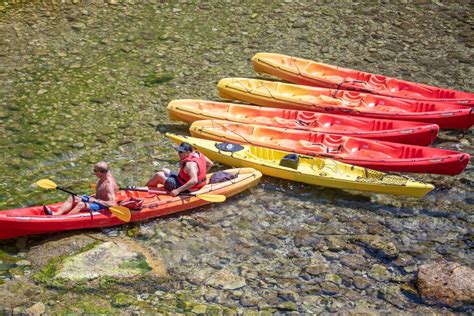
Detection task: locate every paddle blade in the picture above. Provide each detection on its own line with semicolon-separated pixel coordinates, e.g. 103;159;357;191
196;194;226;203
36;179;58;190
109;205;131;222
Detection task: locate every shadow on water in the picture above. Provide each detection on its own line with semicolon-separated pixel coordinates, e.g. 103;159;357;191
261;180;373;205
154;123;189;135
257;177;453;219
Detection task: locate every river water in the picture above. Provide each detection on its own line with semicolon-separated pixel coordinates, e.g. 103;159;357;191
0;1;472;314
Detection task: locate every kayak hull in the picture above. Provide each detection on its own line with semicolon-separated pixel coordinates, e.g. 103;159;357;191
190;120;470;175
217;78;474;129
252;52;474;107
167;134;434;198
0;168;261;240
167;99;439;146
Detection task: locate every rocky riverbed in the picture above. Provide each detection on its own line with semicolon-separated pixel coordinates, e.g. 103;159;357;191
0;1;473;314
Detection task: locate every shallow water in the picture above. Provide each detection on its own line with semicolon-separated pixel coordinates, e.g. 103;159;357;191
0;1;473;314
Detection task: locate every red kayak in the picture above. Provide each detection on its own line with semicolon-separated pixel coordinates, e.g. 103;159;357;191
168;99;439;146
190;120;470;175
252;52;474;107
0;168;261;240
217;78;474;129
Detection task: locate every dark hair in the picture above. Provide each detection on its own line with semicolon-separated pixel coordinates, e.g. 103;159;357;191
176;142;193;153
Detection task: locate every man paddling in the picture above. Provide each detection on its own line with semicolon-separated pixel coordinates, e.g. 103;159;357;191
44;161;119;215
147;142;213;196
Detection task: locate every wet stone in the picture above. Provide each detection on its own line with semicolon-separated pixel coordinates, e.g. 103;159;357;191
25;302;45;316
379;285;409;310
352;276;370;290
305;262;329;276
71;22;87;30
325;236;346;252
112;293;134;307
191;304;207;314
340;254;368;270
15;260;31;267
54;241;155;281
403;265;418;274
239;294;259;307
277;301;298;311
206;269;246;290
19;150;35;159
350;235;399;260
259;289;279;305
293;230;315;248
322;251;340;260
417;261;474;308
368;264;390;282
324;273;342;285
392;253;415;268
277;289;299;302
320;281;340;296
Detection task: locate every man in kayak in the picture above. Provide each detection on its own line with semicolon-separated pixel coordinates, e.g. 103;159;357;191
147;142;214;196
43;161;119;215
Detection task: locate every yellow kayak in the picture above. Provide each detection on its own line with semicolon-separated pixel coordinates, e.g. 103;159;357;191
166;134;434;198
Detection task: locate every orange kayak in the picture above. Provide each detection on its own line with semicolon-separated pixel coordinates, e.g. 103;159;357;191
168;99;439;146
252;52;474;107
217;78;474;129
0;168;261;239
190;120;470;175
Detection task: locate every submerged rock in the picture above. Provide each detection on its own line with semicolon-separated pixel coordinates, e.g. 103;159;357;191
25;302;45;316
55;241;165;281
369;264;390;282
350;235;399;260
206;269;246;290
416;261;474;308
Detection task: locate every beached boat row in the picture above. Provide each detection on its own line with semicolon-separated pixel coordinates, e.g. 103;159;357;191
167;53;472;198
2;53;471;239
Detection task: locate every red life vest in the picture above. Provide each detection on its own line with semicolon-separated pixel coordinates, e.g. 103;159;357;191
178;152;207;191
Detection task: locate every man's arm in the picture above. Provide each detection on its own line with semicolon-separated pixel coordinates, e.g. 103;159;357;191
204;156;214;172
171;162;198;196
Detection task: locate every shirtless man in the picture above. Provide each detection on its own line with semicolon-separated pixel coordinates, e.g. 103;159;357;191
44;161;119;215
146;142;213;196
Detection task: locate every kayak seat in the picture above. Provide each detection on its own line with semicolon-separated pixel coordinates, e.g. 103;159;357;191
279;154;299;170
215;142;245;153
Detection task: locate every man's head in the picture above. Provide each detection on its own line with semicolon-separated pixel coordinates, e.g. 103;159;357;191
176;142;193;158
93;161;109;175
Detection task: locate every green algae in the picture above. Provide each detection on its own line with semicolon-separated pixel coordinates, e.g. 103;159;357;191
126;225;140;237
33;256;62;284
111;292;135;307
206;306;224;316
78;240;100;253
143;73;174;86
67;300;114;315
98;276;120;290
118;253;152;273
0;250;20;264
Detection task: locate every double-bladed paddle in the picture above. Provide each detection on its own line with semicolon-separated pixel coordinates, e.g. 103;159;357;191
36;179;131;222
120;187;226;203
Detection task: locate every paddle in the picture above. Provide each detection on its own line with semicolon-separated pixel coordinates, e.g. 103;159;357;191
120;187;226;203
36;179;131;222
